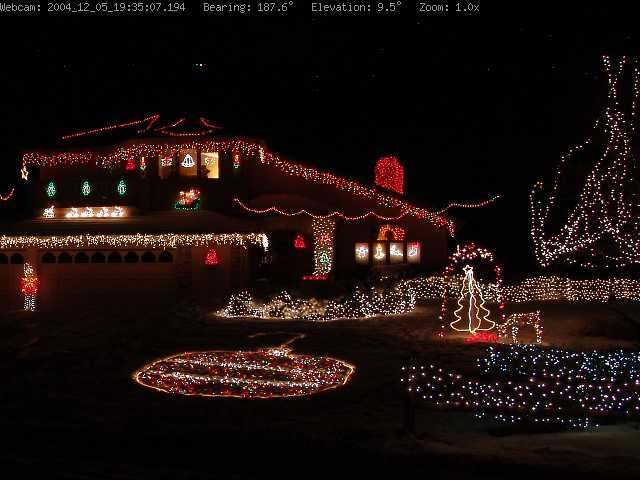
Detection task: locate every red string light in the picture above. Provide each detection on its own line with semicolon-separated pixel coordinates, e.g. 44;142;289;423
61;114;160;140
434;195;501;214
0;187;15;201
258;151;453;233
24;131;454;232
154;117;221;137
234;198;409;221
375;156;404;195
463;332;498;343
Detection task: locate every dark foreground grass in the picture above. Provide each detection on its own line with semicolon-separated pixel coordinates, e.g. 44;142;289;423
1;300;639;479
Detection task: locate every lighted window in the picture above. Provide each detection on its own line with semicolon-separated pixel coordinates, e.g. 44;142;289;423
159;154;173;179
202;152;220;179
389;242;404;264
407;242;421;264
372;242;387;264
354;243;369;264
179;149;198;177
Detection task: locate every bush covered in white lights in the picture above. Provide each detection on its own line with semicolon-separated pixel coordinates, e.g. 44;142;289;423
217;284;416;321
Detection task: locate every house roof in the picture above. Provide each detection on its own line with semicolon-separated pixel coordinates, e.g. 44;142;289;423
21;115;456;234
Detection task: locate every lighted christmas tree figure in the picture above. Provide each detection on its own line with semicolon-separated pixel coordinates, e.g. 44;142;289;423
450;265;495;334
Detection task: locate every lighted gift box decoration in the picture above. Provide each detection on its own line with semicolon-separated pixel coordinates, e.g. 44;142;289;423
174;188;201;211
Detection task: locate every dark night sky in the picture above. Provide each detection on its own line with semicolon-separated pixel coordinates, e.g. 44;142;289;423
0;2;638;276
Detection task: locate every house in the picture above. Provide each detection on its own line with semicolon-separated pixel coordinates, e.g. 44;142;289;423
0;115;452;310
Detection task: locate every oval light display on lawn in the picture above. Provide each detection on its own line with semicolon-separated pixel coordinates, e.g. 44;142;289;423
133;346;355;398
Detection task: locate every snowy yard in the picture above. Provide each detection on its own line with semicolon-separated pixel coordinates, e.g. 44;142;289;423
1;299;639;478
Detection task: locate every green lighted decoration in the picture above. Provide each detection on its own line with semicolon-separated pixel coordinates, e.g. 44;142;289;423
81;180;92;196
117;179;127;196
46;181;57;198
174;188;201;211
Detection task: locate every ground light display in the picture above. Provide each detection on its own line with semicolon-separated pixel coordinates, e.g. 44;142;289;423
402;345;640;429
133;335;354;398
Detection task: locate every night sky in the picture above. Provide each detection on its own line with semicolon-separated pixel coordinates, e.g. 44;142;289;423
1;3;638;276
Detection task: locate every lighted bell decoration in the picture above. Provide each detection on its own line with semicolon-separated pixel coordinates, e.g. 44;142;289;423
179;149;198;177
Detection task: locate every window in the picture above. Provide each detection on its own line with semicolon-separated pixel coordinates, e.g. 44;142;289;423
124;252;139;263
158;251;173;263
91;252;106;263
42;252;56;263
10;253;24;264
58;252;72;263
371;242;387;265
389;242;404;264
75;252;89;263
202;151;219;179
141;251;156;263
108;251;122;263
0;253;7;264
179;149;197;177
354;243;369;265
354;241;421;266
407;242;421;264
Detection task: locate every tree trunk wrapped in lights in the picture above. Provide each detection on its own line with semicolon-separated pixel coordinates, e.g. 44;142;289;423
531;55;640;269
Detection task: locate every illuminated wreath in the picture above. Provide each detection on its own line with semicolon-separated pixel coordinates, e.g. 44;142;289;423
438;243;506;338
133;339;354;399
